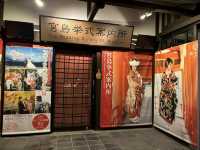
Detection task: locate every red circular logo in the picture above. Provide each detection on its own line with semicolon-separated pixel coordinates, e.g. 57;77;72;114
32;114;49;130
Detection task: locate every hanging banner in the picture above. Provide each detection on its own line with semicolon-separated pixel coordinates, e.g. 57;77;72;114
2;45;53;135
40;16;134;48
100;51;153;128
154;41;198;146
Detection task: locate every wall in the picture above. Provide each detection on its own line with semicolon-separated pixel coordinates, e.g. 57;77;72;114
3;0;155;36
3;0;87;25
133;15;155;36
95;5;155;36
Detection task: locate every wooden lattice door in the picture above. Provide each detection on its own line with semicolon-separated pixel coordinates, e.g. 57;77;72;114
54;52;93;129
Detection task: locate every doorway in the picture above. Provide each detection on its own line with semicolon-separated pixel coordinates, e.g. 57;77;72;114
54;49;93;130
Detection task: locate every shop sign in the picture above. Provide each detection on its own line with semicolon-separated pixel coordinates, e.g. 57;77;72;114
40;16;134;48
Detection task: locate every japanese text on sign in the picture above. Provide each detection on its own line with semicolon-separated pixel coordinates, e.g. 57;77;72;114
40;16;134;48
105;52;112;95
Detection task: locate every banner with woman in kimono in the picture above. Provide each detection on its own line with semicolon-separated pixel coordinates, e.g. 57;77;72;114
100;51;153;128
154;41;198;146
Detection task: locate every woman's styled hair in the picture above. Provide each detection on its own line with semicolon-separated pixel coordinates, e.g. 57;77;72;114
129;59;140;67
165;58;173;68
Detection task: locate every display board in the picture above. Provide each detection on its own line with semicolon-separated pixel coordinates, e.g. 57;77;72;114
154;41;198;145
2;45;53;135
100;51;153;128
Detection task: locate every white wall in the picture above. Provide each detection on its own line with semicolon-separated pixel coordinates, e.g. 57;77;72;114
133;15;155;36
3;0;87;24
95;5;155;36
3;0;155;36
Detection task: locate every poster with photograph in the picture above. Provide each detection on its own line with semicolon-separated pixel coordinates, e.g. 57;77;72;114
35;91;51;113
154;41;198;146
100;51;153;128
5;69;25;91
2;45;53;135
4;91;35;114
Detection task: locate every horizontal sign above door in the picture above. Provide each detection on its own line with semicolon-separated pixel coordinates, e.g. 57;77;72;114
40;16;134;48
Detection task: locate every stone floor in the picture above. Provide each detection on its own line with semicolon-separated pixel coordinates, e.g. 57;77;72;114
0;128;196;150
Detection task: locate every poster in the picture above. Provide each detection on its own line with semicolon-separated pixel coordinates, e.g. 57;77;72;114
154;41;198;146
100;51;153;128
2;45;53;135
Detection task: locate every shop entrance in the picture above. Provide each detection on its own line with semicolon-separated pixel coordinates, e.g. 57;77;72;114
54;49;93;130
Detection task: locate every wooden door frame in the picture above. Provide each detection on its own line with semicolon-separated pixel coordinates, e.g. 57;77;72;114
52;45;99;131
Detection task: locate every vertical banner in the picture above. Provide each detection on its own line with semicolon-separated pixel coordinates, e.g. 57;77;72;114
100;51;153;128
2;45;53;135
100;52;113;127
154;41;198;146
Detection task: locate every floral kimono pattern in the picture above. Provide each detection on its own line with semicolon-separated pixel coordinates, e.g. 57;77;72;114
126;70;144;119
159;71;178;124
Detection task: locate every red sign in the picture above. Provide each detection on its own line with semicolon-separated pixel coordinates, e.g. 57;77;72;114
32;114;49;130
100;51;113;128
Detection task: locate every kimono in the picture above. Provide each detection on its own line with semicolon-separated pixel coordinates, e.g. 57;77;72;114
159;71;178;124
126;70;144;120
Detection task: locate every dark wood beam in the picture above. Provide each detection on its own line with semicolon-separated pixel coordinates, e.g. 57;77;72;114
161;15;200;36
87;3;99;21
82;0;198;16
87;0;105;21
87;0;91;17
161;13;165;32
194;3;200;15
155;12;159;36
106;0;197;16
0;0;4;21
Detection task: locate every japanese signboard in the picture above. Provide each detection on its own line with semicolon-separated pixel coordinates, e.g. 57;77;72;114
40;16;134;48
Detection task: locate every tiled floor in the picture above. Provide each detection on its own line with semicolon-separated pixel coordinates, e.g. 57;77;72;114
0;128;195;150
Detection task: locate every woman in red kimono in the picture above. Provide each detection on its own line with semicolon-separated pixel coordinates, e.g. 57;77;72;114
159;58;178;124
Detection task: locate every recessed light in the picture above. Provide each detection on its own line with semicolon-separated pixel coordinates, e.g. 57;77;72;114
35;0;44;8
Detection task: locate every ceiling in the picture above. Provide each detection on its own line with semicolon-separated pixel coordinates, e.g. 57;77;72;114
96;0;200;16
3;0;151;25
137;0;199;7
3;0;199;29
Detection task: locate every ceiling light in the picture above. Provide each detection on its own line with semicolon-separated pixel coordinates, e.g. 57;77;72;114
140;14;146;20
35;0;44;7
140;11;153;20
145;12;152;17
34;29;40;32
